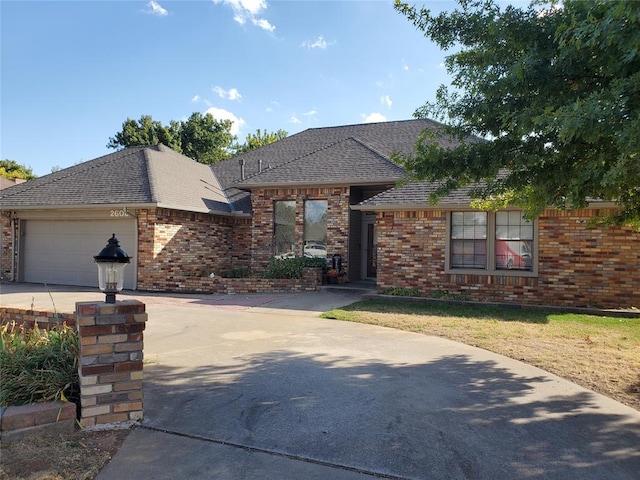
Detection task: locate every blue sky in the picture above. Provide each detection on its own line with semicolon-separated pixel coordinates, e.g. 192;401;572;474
2;0;457;177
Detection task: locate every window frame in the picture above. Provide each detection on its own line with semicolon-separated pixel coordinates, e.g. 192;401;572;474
273;200;296;257
445;210;538;277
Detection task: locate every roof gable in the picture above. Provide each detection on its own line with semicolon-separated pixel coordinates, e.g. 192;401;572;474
0;145;232;214
236;136;406;187
212;119;441;208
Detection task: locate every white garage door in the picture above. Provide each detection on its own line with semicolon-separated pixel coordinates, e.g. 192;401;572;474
23;219;136;289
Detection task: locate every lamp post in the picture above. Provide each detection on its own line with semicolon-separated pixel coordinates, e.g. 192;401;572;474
94;234;131;304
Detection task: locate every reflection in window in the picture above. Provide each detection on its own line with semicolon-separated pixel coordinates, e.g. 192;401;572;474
303;200;327;258
451;212;487;269
274;201;295;257
495;211;533;270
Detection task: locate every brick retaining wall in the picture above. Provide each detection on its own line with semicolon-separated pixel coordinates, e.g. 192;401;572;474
142;267;323;294
0;308;75;329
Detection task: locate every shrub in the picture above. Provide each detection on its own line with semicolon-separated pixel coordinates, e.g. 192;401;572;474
380;286;422;297
262;257;327;279
221;267;252;278
0;321;79;407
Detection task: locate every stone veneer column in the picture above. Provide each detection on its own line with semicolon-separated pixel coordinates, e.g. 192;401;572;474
75;300;147;428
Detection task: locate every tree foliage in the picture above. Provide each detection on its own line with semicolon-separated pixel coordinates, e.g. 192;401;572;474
0;160;36;180
108;114;288;165
180;112;237;165
394;0;640;228
107;113;236;165
234;129;288;154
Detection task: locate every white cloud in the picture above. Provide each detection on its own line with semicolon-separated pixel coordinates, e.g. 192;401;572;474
192;95;201;102
302;36;328;49
381;95;392;108
303;109;317;117
253;18;275;32
290;115;302;124
205;107;246;135
363;112;387;123
213;0;275;32
403;62;409;71
145;1;168;16
213;86;243;101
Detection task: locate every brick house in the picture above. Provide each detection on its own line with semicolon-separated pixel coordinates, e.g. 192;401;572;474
1;119;638;309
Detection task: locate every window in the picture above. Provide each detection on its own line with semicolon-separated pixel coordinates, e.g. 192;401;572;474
495;211;533;271
274;201;295;257
303;200;327;258
448;211;535;273
451;212;487;269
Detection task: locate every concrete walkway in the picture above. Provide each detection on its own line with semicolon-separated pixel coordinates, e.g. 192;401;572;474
2;283;639;479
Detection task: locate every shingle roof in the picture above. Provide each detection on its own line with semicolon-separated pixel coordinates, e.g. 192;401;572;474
212;119;444;212
0;145;232;214
357;181;475;209
236;137;406;186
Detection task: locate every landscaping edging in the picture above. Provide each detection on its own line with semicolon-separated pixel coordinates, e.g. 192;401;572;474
0;401;77;445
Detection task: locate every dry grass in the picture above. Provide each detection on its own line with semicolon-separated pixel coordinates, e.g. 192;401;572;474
0;428;130;480
322;300;640;411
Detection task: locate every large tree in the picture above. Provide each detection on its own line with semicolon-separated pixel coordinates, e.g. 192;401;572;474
394;0;640;228
179;112;236;165
234;129;288;154
107;115;181;152
107;113;236;165
0;160;36;180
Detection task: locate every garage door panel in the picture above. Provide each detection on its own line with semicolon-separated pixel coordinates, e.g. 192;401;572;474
23;220;136;289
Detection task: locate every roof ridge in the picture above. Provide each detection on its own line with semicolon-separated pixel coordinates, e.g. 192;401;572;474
142;148;159;203
0;147;147;201
349;136;389;161
304;118;435;133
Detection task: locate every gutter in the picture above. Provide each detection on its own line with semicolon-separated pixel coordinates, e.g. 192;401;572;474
352;201;621;212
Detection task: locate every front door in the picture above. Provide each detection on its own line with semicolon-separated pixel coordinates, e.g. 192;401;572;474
361;213;377;279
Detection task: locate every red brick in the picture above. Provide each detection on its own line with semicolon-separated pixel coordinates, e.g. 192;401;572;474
81;364;114;376
114;361;143;372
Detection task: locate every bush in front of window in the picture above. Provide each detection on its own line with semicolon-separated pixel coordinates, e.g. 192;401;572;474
262;257;327;279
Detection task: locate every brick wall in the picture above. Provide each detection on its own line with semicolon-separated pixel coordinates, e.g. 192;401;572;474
76;301;147;428
250;187;350;271
376;208;640;309
136;208;249;291
149;266;322;294
0;215;13;281
0;308;75;329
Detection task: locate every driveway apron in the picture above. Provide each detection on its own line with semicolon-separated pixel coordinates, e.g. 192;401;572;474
96;292;640;480
1;285;638;479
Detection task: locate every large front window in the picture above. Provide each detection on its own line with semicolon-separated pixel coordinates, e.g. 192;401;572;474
274;201;295;257
303;200;327;258
449;211;535;273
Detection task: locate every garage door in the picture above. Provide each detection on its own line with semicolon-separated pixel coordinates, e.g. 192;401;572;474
22;219;136;289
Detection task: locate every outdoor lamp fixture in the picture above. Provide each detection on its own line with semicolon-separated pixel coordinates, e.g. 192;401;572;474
94;234;130;304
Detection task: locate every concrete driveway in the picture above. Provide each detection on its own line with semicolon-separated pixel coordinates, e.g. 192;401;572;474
2;284;639;479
